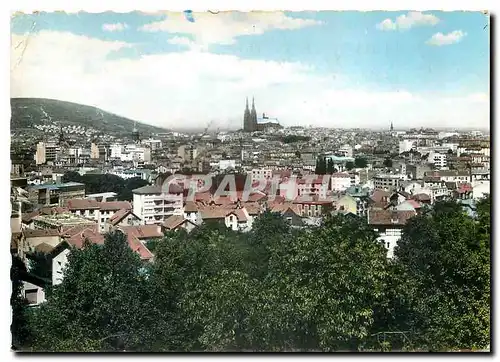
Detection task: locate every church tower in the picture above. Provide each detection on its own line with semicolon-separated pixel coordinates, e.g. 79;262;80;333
243;97;251;132
132;121;140;143
390;121;394;132
250;97;257;132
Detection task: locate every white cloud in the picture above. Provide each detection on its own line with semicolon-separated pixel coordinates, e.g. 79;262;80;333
102;22;129;32
426;30;467;46
140;11;323;48
377;11;439;31
10;30;489;130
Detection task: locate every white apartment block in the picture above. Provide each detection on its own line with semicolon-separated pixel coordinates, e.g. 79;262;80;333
429;152;447;169
330;173;351;192
132;185;184;225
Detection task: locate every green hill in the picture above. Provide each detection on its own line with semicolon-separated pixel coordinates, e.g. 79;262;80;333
10;98;169;135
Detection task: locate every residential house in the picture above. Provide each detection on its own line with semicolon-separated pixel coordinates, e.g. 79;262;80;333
367;208;417;258
163;215;197;233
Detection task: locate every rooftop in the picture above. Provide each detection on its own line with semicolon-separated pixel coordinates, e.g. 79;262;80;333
33;213;96;226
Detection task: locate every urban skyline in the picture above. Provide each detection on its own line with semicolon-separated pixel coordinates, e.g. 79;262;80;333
11;11;489;130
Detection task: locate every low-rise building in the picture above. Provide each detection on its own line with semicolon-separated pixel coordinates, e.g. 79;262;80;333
368;208;417;258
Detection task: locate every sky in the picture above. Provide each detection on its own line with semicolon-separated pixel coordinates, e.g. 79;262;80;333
10;11;490;130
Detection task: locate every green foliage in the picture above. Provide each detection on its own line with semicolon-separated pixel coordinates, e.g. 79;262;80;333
28;232;164;352
11;97;167;134
62;172;148;201
315;157;337;174
27;252;52;279
281;135;311;144
354;157;368;168
20;198;490;352
392;200;490;351
11;256;32;350
383;158;393;168
345;161;355;171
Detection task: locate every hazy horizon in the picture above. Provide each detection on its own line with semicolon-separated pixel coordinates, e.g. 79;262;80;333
11;11;489;130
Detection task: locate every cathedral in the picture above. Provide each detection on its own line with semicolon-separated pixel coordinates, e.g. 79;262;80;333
243;97;282;132
243;97;257;132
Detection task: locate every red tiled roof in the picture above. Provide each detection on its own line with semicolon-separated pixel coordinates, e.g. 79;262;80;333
184;201;198;213
412;193;431;201
60;224;99;238
199;207;230;220
39;206;69;215
108;209;139;226
127;234;154;261
23;229;61;238
119;225;163;239
241;202;261;215
163;215;193;230
65;199;100;210
370;190;390;203
34;242;55;253
227;209;248;222
99;201;132;211
22;211;40;224
66;228;105;249
368;209;416;226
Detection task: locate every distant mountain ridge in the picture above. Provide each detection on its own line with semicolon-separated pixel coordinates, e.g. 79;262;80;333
10;98;169;135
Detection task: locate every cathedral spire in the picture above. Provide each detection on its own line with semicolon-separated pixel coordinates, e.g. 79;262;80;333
250;97;257;132
243;97;251;132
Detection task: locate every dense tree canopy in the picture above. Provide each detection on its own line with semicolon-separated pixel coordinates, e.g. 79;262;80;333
62;172;149;201
14;197;491;352
354;157;368;169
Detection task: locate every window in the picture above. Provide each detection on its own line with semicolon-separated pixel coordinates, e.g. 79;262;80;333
286;217;293;223
25;289;38;304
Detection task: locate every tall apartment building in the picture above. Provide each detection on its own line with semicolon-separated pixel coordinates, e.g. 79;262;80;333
373;173;407;191
90;143;111;161
429;152;447;170
35;142;58;165
132;185;184;225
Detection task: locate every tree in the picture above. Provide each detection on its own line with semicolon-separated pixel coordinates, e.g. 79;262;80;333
354;157;368;169
28;232;163;351
11;255;32;350
259;214;389;351
345;161;355;171
393;201;490;351
383;158;393;168
117;177;149;201
27;252;52;279
315;157;327;175
326;159;335;174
